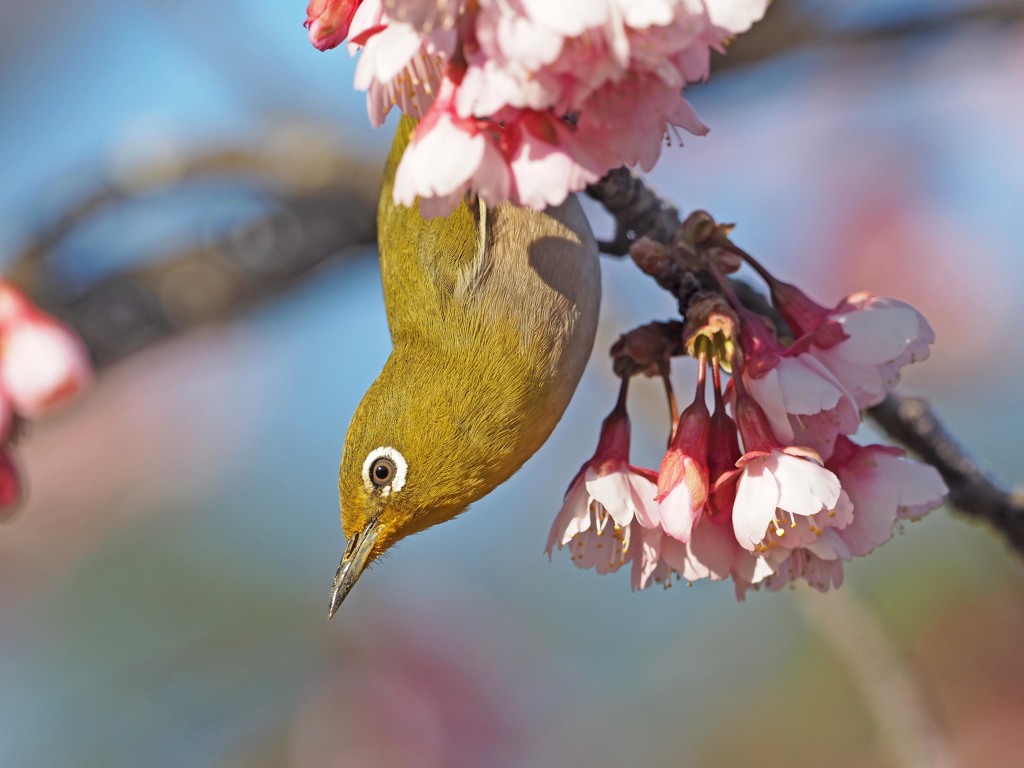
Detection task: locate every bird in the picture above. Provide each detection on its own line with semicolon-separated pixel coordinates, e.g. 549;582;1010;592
328;117;601;617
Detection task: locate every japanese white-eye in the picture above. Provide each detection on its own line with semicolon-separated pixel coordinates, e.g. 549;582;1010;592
328;117;601;616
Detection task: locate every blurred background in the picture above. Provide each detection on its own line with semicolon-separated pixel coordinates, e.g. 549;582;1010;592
1;1;1023;766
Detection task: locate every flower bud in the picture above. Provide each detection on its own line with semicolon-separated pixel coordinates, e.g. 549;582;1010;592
629;237;676;286
655;397;711;541
706;404;741;519
305;0;362;51
610;321;684;378
683;295;737;357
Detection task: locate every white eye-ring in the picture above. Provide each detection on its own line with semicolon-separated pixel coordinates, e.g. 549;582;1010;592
362;446;408;496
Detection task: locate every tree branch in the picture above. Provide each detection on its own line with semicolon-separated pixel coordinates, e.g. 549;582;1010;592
9;145;379;368
586;166;1024;557
716;0;1024;74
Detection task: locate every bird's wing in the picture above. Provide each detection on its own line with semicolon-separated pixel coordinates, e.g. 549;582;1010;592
376;116;487;344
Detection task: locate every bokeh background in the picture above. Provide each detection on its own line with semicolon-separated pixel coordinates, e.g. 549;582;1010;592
2;1;1023;766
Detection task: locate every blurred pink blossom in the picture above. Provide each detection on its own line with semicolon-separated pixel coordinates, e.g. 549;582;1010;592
1;313;92;419
0;280;93;515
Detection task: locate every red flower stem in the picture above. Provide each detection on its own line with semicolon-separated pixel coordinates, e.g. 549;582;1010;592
711;347;725;412
614;374;630;413
703;255;756;325
693;336;708;404
717;238;775;287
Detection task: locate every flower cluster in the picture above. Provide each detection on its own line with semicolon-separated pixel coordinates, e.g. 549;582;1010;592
547;247;948;597
305;0;769;215
0;281;92;516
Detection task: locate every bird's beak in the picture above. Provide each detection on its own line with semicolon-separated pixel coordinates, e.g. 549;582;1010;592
327;521;379;619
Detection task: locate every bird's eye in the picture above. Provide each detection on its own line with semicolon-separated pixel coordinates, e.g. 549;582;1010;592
370;457;395;486
362;447;408;495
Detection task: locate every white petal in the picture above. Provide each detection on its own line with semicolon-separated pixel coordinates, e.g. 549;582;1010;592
545;476;591;553
774;453;841;516
776;355;844;414
586;466;638;528
745;368;794;443
705;0;770;34
626;471;660;528
835;305;927;364
732;462;780;549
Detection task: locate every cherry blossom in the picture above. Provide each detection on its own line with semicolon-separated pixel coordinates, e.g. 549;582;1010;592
392;78;512;217
827;435;948;556
546;388;660;576
653;386;711;543
724;387;844;550
765;275;935;409
737;310;860;459
310;0;771;212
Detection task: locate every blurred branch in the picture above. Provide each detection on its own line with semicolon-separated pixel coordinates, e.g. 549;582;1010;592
587;167;1024;558
718;0;1024;73
798;588;958;768
9;136;379;368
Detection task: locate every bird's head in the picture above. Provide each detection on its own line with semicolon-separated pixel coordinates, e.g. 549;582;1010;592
327;354;500;617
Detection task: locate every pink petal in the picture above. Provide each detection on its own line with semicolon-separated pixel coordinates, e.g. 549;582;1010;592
657;482;699;542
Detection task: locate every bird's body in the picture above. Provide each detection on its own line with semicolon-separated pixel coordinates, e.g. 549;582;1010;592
330;118;600;614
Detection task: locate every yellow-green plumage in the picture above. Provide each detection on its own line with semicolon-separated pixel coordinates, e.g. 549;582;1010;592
330;117;600;614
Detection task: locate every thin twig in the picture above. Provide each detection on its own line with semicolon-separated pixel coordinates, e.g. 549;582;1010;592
10;145;379;368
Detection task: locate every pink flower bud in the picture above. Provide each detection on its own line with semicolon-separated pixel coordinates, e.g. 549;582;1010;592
654;398;711;542
733;390;779;455
706;403;741;519
766;276;831;339
1;315;92;418
305;0;362;51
